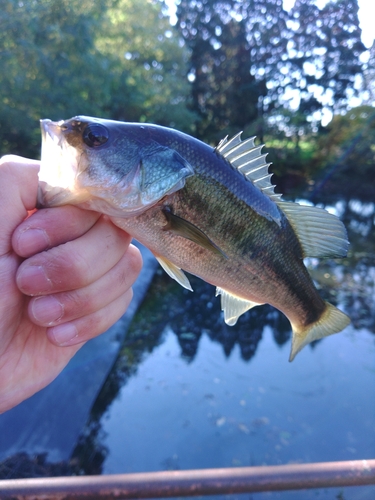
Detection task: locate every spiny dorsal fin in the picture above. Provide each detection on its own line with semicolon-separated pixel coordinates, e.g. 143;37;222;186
215;132;281;201
216;133;349;259
215;287;263;326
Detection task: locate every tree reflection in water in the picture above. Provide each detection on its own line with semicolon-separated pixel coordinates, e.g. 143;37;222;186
71;198;375;476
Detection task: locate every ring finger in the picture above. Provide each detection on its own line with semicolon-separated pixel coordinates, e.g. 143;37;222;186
28;243;142;327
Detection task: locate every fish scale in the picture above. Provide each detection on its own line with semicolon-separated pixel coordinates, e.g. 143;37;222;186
38;116;350;361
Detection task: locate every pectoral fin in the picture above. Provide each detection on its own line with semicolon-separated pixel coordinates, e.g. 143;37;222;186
162;208;227;258
216;287;263;326
155;255;193;291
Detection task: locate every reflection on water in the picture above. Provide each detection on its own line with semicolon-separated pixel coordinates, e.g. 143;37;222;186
69;198;375;499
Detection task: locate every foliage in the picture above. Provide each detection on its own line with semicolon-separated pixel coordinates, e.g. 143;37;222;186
176;0;288;141
310;105;375;202
0;0;109;156
175;0;366;142
0;0;372;205
288;0;366;114
362;42;375;104
0;0;194;157
261;104;375;202
94;0;195;128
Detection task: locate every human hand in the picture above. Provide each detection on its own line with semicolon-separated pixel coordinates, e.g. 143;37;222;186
0;156;142;413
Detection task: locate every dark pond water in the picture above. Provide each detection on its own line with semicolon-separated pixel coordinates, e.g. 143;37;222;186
70;198;375;499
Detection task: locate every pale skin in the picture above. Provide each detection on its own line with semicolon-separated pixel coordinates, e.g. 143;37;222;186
0;156;142;414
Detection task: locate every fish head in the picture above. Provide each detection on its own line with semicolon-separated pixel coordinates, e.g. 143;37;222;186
38;116;194;216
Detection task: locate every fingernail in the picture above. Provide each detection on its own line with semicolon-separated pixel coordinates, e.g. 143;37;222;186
17;265;52;294
17;228;50;255
49;323;78;346
31;296;64;324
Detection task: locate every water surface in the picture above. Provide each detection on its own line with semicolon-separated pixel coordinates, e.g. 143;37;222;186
73;201;375;499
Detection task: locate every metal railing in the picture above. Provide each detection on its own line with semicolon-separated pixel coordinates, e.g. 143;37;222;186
1;459;375;499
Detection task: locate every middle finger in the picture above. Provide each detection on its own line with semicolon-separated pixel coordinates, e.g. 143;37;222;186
28;244;142;326
16;216;131;295
13;205;101;258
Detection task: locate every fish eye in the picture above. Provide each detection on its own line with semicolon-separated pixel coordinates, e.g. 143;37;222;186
83;124;109;147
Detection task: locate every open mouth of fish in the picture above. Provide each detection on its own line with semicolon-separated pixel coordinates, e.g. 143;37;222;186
38;119;87;208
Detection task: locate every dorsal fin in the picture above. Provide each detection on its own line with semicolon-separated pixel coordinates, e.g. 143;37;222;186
276;201;349;258
215;132;281;201
216;133;349;259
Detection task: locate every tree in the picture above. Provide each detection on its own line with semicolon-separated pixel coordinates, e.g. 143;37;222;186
362;41;375;105
176;0;288;141
0;0;111;156
0;0;194;157
95;0;195;130
311;105;375;202
175;0;366;142
286;0;366;116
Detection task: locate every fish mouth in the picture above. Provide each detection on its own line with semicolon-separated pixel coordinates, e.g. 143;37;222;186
40;118;61;142
38;119;86;208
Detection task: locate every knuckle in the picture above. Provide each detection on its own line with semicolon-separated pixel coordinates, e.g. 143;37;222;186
0;155;13;166
116;247;143;289
126;287;134;304
126;245;143;275
70;289;134;343
46;247;91;287
0;154;22;167
63;289;93;317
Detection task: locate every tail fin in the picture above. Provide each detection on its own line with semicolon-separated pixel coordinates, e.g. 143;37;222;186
289;302;350;362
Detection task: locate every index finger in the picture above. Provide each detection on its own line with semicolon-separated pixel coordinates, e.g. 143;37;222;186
13;205;101;258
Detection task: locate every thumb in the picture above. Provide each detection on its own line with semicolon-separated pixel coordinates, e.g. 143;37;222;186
0;155;40;255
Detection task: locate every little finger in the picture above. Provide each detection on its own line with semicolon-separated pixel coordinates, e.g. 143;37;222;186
46;289;134;346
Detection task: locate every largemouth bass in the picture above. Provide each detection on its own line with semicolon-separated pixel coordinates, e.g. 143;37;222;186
38;116;350;361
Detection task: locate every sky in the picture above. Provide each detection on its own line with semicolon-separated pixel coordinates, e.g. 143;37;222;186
166;0;374;49
357;0;375;48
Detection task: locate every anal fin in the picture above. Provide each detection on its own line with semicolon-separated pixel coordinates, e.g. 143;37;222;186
155;255;193;291
216;287;263;326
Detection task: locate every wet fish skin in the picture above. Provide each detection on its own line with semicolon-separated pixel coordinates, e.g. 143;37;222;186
38;116;350;361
